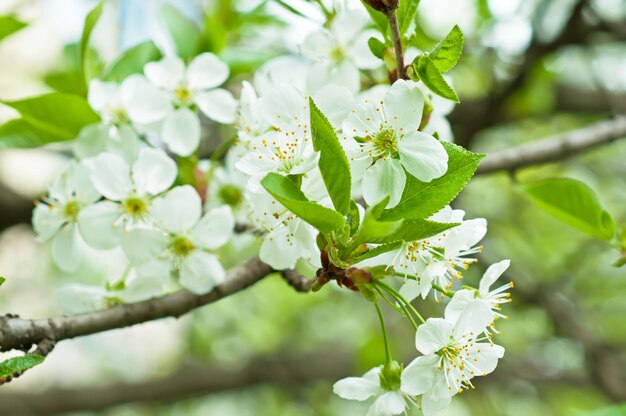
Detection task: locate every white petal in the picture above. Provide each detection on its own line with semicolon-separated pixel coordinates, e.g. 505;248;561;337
58;284;108;313
332;10;368;46
144;56;185;91
398;132;448;182
415;318;454;355
161;108;201;156
32;204;64;242
73;123;108;160
179;251;225;294
444;218;487;257
88;80;120;113
333;376;381;401
106;124;140;162
52;226;81;272
421;390;452;416
84;152;133;200
401;355;438;396
120;228;168;265
121;75;172;124
452;299;494;338
300;30;334;60
362;159;406;208
367;391;406;416
312;84;354;127
192;206;234;250
467;343;505;375
383;80;424;132
348;30;383;70
399;277;431;303
77;201;121;250
259;222;315;269
195;88;237;124
150;186;202;233
306;60;361;95
187;53;229;91
443;289;474;323
132;148;177;195
342;99;382;139
479;259;511;295
258;84;306;128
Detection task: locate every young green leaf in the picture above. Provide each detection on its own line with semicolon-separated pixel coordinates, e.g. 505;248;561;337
382;142;483;221
415;56;459;102
397;0;420;36
309;98;351;214
80;1;105;82
261;173;345;233
0;15;27;42
353;241;403;263
346;200;361;237
161;4;203;59
43;71;86;96
362;2;389;38
430;25;463;73
383;219;458;243
0;93;100;148
0;276;5;286
368;37;387;59
524;178;616;241
104;41;163;81
0;355;44;378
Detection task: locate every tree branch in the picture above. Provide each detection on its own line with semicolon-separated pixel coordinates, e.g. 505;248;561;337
0;258;273;352
0;350;354;416
476;116;626;175
280;269;314;292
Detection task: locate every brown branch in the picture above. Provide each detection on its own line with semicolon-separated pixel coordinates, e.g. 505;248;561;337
0;349;354;416
385;7;405;81
476;116;626;174
0;258;273;352
280;269;314;292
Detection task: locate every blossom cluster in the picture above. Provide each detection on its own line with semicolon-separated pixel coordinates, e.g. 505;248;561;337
30;3;511;415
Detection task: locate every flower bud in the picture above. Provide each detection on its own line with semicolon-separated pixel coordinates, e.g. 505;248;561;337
379;360;403;391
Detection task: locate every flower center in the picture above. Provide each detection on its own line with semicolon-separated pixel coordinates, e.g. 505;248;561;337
219;184;243;207
123;196;148;217
174;83;193;106
63;200;81;221
372;127;398;158
170;236;195;257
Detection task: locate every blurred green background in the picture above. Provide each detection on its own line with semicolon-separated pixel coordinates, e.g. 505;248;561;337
0;0;625;415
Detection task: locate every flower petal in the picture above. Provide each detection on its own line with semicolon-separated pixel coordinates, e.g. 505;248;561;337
415;318;454;355
77;201;121;250
421;389;452;416
52;225;81;272
192;206;234;250
161;108;201;157
144;55;185;91
398;132;448;182
150;185;202;233
312;84;354;127
195;88;237;124
401;355;438;396
32;204;64;242
444;218;487;257
132;148;177;195
179;251;225;294
120;228;168;265
121;75;172;124
187;53;229;91
361;158;406;208
452;298;494;338
366;391;406;416
383;80;424;132
333;376;381;401
479;259;510;295
467;343;505;375
84;152;132;200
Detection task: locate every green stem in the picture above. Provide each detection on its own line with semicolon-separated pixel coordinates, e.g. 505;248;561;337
375;303;392;365
431;283;454;298
375;286;407;315
384;8;405;80
376;280;426;324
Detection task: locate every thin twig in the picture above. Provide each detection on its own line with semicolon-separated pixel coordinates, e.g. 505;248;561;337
385;8;405;81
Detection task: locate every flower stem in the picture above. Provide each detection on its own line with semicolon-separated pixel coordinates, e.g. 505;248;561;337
375;302;392;365
385;8;405;81
431;283;455;298
375;280;426;324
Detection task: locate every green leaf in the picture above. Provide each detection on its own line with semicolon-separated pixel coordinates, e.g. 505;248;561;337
353;241;403;263
104;41;163;81
415;55;459;102
0;355;44;378
349;197;401;249
346;200;361;237
582;404;626;416
0;15;27;42
362;2;388;38
0;276;5;286
397;0;420;36
430;25;463;73
384;219;459;243
261;173;345;233
161;4;203;59
382;142;483;221
368;37;387;59
80;1;105;82
0;93;100;148
523;178;616;241
43;71;87;96
309;98;351;214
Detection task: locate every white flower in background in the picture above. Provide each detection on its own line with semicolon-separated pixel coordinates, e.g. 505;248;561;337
236;81;270;143
78;148;177;250
402;301;504;416
235;83;352;191
246;191;319;270
343;80;448;207
203;151;250;223
121;186;234;294
144;53;237;156
333;365;416;416
445;260;513;326
32;162;100;271
88;77;172;126
73;123;139;163
301;9;381;94
397;207;487;301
